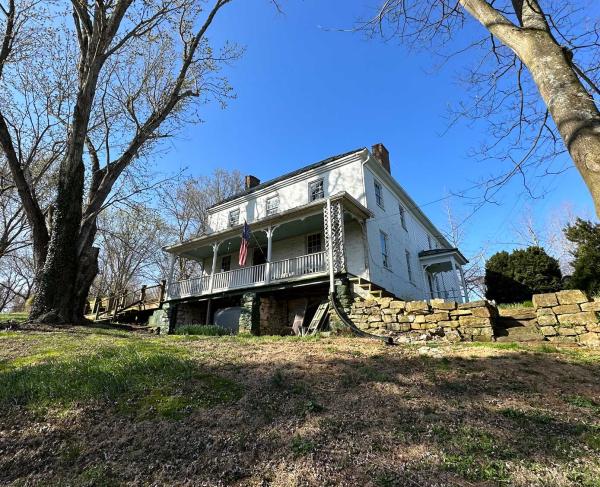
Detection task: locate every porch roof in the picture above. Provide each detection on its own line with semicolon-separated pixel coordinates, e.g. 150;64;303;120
163;192;371;256
418;248;469;270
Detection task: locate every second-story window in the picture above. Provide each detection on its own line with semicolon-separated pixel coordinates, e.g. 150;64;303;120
399;204;407;230
309;179;324;201
228;208;240;227
427;235;432;250
374;180;384;209
266;196;279;216
307;233;322;254
380;231;390;269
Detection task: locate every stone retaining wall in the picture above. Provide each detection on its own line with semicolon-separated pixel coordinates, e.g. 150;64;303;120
349;297;497;342
532;290;600;346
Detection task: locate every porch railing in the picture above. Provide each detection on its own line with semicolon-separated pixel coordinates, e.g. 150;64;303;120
213;263;266;291
271;251;326;281
167;251;327;300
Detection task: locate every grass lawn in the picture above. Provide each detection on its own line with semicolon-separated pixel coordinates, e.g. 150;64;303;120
0;312;28;323
0;328;599;486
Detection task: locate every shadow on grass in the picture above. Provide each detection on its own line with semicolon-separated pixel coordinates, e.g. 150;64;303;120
0;336;599;486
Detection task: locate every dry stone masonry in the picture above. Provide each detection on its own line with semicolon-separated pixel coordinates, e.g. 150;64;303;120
532;290;600;346
349;297;497;343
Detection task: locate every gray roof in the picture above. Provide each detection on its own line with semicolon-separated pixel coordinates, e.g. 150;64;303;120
208;147;364;209
418;248;469;264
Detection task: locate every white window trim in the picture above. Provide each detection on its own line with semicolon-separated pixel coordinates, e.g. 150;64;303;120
374;180;384;209
399;204;407;231
228;208;240;227
220;254;232;272
308;178;325;202
405;250;413;283
380;230;390;269
266;195;279;216
306;232;323;254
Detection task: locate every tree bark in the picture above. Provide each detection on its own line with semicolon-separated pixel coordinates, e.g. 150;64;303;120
521;35;600;216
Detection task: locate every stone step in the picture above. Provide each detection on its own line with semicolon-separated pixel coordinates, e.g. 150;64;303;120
496;317;537;328
495;325;545;342
498;307;537;320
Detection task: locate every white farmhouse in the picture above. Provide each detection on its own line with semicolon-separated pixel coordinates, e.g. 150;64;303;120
163;144;468;334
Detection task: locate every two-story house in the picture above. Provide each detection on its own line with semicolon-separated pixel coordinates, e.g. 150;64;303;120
162;144;468;334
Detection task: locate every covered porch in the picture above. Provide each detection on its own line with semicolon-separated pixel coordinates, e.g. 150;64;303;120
419;248;469;303
164;193;371;301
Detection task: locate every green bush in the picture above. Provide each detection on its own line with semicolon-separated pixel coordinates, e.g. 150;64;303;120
485;246;562;303
564;219;600;296
175;324;231;336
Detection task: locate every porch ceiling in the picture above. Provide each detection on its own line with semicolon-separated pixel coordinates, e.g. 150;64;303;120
182;213;324;260
164;191;371;259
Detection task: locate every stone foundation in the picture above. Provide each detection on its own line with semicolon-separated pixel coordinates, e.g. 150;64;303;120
532;290;600;345
259;296;291;335
349;297;497;342
239;292;260;335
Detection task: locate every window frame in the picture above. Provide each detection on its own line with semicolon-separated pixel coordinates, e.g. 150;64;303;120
228;208;240;227
308;178;325;202
220;255;232;272
405;250;413;283
380;230;390;269
265;195;279;216
374;180;384;209
399;204;407;230
306;232;323;254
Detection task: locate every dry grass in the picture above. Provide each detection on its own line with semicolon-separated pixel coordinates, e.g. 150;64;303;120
0;327;599;486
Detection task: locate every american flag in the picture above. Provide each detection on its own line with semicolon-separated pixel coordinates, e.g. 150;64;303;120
239;221;251;266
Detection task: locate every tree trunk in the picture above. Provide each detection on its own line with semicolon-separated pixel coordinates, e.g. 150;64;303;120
74;246;100;320
521;33;600;216
29;160;85;323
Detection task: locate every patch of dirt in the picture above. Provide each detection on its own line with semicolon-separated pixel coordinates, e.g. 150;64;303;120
0;330;599;486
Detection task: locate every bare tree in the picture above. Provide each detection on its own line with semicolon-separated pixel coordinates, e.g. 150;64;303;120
443;198;487;298
364;1;600;216
0;0;244;323
93;205;167;296
156;169;243;279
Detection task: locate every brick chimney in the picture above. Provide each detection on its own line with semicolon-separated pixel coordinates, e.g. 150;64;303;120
371;143;391;174
245;175;260;190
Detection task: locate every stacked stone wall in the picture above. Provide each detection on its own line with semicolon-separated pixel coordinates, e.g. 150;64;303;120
532;290;600;346
259;296;290;335
349;297;496;342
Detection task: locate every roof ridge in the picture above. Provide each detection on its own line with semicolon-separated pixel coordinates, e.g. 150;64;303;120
207;147;365;210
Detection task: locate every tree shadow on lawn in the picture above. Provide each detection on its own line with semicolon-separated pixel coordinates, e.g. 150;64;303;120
0;341;599;486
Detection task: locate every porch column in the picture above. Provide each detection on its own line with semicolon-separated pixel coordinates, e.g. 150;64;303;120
208;241;221;294
166;254;177;299
458;263;469;303
422;265;431;301
450;258;468;303
265;226;276;284
326;198;335;294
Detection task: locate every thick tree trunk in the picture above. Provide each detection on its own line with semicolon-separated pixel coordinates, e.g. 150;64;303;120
521;35;600;216
29;160;85;323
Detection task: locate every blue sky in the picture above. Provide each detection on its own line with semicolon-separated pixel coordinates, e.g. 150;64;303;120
155;0;596;259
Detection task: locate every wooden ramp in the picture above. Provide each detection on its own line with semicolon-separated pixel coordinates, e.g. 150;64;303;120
85;281;166;322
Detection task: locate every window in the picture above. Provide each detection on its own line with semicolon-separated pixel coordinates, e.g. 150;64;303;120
380;231;390;269
405;250;413;282
228;209;240;227
221;255;231;272
399;204;407;230
309;179;324;201
307;233;322;254
427;235;432;250
266;196;279;216
374;180;384;208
